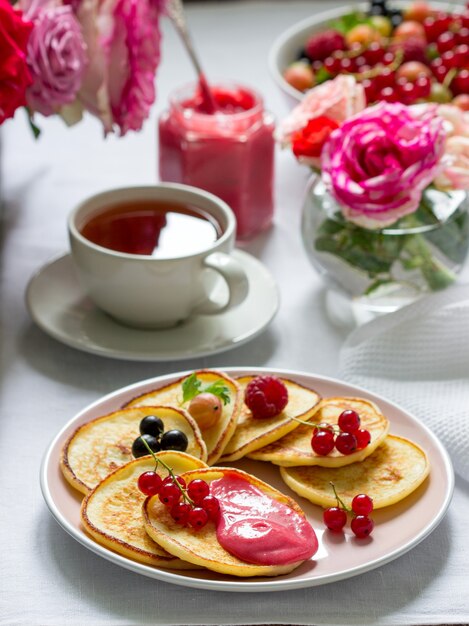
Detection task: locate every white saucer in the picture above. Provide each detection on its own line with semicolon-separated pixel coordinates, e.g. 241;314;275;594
26;251;279;361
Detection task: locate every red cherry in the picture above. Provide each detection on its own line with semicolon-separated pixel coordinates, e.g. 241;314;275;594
338;409;361;433
351;515;374;538
188;507;209;529
323;507;347;532
335;432;357;455
137;471;163;496
187;479;210;504
311;430;335;455
351;494;374;516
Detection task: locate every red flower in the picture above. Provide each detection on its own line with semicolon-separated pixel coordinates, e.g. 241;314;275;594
292;116;339;162
0;0;34;124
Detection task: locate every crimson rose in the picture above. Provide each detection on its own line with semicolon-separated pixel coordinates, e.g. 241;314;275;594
0;0;33;124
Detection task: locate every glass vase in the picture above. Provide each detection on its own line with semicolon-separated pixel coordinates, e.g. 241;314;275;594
301;175;469;327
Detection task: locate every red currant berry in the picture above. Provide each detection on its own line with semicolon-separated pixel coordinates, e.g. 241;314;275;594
162;475;186;488
338;409;361;433
453;69;469;95
137;471;163;496
170;501;191;525
379;86;398;102
363;42;385;65
312;422;335;437
200;495;220;521
311;430;335;455
158;482;182;507
351;494;374;516
351;515;374;538
436;31;456;54
244;375;289;419
355;428;371;450
188;507;209;530
187;479;210;504
323;507;347;532
335;431;357;455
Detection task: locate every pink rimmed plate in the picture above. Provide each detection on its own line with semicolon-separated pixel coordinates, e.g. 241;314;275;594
40;367;453;592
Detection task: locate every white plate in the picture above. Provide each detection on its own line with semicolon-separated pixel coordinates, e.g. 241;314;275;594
268;1;454;106
25;251;279;361
40;367;454;592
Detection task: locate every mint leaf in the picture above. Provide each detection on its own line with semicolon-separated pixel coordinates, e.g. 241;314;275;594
204;380;231;405
181;373;202;403
182;373;231;405
315;67;332;85
329;11;372;35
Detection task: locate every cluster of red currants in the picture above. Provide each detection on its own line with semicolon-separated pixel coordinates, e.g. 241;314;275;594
324;487;375;538
311;409;371;456
138;471;220;530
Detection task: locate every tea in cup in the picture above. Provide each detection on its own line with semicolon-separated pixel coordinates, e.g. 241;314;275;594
68;183;249;328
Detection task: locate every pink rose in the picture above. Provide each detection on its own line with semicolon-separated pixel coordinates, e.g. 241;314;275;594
76;0;162;135
276;75;366;147
433;105;469;191
321;102;446;229
23;2;88;116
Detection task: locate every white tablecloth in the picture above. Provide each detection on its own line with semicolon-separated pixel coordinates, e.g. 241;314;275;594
1;2;468;625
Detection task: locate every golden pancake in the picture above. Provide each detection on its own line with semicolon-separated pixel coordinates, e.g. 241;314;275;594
61;406;207;494
142;467;316;577
280;435;430;509
125;370;242;465
248;397;389;467
81;452;207;568
220;376;321;462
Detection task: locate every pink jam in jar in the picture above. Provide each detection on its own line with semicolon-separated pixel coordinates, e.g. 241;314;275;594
158;82;275;241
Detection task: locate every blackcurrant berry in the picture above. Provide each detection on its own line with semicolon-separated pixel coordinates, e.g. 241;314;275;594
160;429;188;452
139;415;164;438
132;434;160;458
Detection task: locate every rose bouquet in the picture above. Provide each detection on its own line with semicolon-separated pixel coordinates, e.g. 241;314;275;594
278;75;469;301
0;0;165;136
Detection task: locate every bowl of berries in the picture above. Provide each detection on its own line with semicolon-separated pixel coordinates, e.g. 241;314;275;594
269;0;469;109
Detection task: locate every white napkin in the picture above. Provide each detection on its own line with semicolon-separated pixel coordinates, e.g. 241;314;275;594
338;285;469;481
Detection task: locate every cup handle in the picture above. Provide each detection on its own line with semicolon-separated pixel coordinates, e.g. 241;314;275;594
192;252;249;316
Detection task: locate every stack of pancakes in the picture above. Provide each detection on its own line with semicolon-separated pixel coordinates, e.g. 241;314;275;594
61;369;430;577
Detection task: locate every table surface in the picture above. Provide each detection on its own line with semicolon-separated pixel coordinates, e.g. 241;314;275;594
1;1;468;625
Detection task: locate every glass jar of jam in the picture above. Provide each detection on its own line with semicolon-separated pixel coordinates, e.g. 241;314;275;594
158;81;275;241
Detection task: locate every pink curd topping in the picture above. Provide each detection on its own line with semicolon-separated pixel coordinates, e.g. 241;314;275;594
210;474;318;566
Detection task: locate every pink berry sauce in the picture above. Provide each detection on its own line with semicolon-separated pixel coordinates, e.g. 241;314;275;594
210;474;318;565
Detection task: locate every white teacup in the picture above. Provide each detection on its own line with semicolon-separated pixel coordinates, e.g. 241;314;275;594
68;183;249;329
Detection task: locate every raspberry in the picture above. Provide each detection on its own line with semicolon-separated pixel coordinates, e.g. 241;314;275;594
244;376;288;419
304;30;346;62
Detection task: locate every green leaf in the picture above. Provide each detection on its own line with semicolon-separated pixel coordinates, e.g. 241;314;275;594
181;373;231;405
364;279;396;296
25;108;41;139
181;373;202;403
329;11;372;34
204;380;231;405
315;67;333;85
